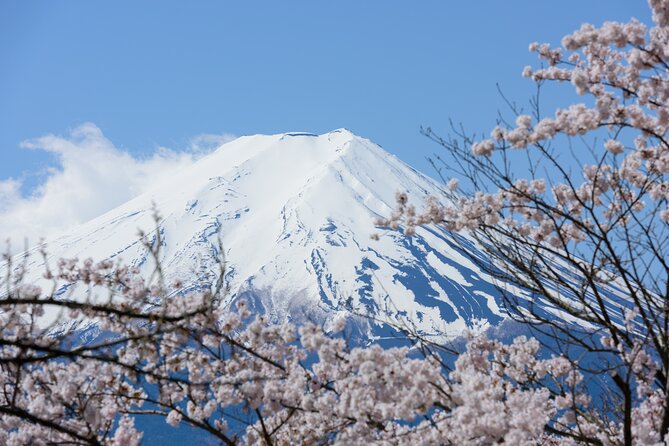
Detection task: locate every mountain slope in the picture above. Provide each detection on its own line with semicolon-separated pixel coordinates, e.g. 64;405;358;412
22;129;513;337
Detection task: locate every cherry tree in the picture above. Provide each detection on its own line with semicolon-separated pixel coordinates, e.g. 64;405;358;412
0;248;593;445
381;0;669;443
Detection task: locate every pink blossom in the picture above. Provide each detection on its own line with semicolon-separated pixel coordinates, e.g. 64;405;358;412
472;139;495;156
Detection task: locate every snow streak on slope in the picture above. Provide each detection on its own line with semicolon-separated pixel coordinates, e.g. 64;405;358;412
19;129;513;337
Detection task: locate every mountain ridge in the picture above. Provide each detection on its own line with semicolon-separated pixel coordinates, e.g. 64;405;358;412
18;129;513;338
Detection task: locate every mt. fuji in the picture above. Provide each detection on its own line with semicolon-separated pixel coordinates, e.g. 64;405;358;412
22;129;514;337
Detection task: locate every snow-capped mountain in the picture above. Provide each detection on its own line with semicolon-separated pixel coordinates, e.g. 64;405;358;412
21;129;514;337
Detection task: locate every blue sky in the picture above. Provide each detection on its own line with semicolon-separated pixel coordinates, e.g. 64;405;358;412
0;1;652;242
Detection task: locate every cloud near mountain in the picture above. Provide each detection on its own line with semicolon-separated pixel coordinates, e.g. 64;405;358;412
0;123;235;249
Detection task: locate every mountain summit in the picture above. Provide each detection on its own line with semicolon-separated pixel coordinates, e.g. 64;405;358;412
26;129;509;336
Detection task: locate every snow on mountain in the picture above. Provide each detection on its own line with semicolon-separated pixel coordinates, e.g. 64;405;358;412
19;129;515;337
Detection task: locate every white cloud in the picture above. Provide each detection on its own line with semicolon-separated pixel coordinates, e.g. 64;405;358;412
0;123;235;249
187;133;238;153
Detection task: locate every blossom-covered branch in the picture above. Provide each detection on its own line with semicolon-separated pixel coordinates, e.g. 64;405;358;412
380;0;669;444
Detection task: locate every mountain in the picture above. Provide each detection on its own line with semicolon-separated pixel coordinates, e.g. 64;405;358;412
20;129;513;338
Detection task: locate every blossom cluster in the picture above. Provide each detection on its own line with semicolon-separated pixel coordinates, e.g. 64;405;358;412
1;254;665;444
378;1;669;444
381;0;669;247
